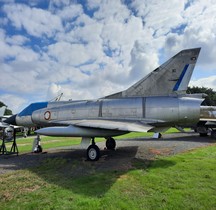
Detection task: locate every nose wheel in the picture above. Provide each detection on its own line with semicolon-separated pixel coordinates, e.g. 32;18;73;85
34;144;43;153
33;134;43;153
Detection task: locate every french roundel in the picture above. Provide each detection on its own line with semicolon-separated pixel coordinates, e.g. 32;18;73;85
44;111;51;120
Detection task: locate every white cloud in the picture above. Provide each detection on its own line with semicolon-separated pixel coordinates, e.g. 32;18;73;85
49;0;71;9
129;40;159;80
47;42;94;66
0;94;27;114
57;4;83;20
64;14;103;44
3;3;63;38
130;0;187;36
0;62;47;94
1;0;216;113
93;0;130;22
6;35;29;45
164;0;216;67
190;76;216;91
47;83;62;100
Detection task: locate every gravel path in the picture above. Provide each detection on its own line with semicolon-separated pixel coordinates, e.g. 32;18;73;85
0;132;215;175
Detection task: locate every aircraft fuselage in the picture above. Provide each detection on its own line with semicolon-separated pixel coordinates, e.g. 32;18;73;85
15;96;202;130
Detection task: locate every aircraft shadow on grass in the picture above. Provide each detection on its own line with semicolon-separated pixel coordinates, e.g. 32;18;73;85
0;146;175;197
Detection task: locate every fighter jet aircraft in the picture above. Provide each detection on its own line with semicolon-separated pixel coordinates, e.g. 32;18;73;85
5;48;203;161
0;106;29;141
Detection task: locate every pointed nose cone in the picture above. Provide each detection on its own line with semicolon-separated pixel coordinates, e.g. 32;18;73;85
4;114;17;125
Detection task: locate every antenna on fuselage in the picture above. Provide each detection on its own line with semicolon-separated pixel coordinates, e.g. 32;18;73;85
49;93;63;102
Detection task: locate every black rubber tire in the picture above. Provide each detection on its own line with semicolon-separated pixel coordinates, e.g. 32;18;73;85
37;145;43;153
106;137;116;150
87;145;100;161
211;130;216;139
34;145;43;153
199;133;208;137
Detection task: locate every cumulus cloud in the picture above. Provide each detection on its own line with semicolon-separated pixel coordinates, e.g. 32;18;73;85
129;40;159;81
57;4;83;20
1;0;216;113
47;83;62;100
0;94;27;114
6;34;29;45
164;0;216;62
3;3;63;37
130;0;186;36
190;76;216;91
47;42;94;66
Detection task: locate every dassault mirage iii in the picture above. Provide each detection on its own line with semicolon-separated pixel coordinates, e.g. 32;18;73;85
5;48;203;161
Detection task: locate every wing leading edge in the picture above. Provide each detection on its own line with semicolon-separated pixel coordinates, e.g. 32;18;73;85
36;119;157;137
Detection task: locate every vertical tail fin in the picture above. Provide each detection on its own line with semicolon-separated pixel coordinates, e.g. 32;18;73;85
106;48;201;98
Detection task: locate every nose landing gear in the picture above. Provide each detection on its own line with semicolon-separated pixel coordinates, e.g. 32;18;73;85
32;134;43;153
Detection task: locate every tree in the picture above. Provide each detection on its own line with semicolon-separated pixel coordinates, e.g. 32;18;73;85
5;108;12;115
0;101;13;115
187;86;216;106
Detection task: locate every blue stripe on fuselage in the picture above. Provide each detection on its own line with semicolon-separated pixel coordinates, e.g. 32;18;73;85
173;64;189;91
18;102;48;117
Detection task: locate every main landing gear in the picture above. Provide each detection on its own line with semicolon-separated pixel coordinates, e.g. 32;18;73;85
105;137;116;150
87;138;100;161
196;123;216;139
86;137;116;161
211;130;216;139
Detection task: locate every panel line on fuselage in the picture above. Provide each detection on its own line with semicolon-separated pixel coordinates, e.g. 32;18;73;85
142;97;146;118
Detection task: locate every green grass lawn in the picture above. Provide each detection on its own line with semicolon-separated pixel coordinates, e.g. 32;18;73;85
0;144;215;209
5;128;182;153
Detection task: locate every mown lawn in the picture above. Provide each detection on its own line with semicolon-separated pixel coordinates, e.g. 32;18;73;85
5;128;182;153
0;144;215;210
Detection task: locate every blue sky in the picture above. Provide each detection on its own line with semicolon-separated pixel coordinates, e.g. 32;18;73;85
0;0;216;113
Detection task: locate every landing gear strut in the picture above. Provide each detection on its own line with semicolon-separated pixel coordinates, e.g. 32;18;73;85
86;138;100;161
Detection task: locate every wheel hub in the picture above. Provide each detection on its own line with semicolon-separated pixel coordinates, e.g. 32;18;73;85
89;148;97;160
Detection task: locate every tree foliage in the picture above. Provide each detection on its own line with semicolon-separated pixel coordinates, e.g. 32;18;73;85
0;101;13;115
187;86;216;106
